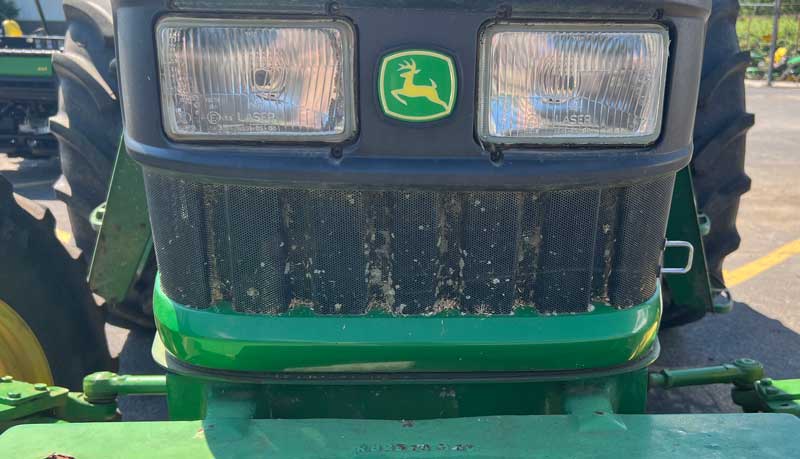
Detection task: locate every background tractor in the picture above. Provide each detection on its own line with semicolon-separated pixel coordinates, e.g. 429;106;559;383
0;0;797;457
0;0;63;158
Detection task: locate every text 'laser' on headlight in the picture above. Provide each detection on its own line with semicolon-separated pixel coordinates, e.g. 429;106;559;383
477;23;669;145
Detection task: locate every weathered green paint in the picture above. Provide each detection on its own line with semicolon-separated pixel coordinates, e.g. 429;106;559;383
83;372;167;403
56;392;118;423
648;358;764;389
0;378;67;424
154;276;662;373
166;373;209;421
165;370;649;421
0;377;117;429
757;379;800;415
663;167;714;321
89;138;154;305
3;413;800;458
0;56;53;77
734;378;800;416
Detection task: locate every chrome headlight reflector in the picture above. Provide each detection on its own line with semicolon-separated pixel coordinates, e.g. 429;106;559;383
156;17;356;142
477;23;669;145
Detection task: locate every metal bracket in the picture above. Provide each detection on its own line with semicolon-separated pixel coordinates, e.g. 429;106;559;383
662;240;694;274
89;202;106;232
0;373;164;426
697;213;711;237
0;376;68;423
753;378;800;415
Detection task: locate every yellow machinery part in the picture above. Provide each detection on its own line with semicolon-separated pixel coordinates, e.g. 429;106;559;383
2;19;23;38
0;299;53;385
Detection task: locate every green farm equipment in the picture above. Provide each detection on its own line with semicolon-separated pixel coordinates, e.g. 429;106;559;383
1;0;797;457
0;19;62;157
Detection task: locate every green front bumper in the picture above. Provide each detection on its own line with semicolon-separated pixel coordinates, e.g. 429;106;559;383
2;413;798;458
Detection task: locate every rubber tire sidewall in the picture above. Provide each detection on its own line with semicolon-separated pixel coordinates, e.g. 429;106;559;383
0;178;111;390
53;0;121;256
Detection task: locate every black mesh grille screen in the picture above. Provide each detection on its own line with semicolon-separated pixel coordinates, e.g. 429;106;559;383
144;172;674;315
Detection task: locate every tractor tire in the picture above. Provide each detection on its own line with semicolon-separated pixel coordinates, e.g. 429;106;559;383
51;0;120;256
51;0;156;329
0;176;112;390
662;0;754;327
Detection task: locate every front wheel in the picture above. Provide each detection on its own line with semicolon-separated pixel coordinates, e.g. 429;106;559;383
661;0;754;328
0;177;112;389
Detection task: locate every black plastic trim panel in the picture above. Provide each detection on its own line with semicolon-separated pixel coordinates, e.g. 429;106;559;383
113;0;709;190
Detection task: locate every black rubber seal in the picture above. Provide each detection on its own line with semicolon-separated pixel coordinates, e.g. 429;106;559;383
159;339;660;385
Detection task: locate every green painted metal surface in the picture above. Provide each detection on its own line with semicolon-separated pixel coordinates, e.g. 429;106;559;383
2;413;799;458
648;358;764;389
757;379;800;415
0;56;53;77
165;371;649;421
663;167;714;321
0;377;67;423
734;378;800;416
89;139;153;305
83;372;167;403
0;377;117;429
154;277;662;373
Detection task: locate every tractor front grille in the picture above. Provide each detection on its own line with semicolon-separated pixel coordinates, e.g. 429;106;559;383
144;171;674;315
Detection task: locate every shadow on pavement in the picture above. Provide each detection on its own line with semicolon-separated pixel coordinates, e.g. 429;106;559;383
649;301;800;413
117;328;168;421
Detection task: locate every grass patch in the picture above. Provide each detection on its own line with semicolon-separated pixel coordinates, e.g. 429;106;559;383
737;15;800;53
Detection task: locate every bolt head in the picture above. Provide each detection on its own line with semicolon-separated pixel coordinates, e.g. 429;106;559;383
7;392;20;399
34;383;47;391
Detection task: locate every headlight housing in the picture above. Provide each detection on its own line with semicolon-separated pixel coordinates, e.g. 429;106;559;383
477;23;669;145
156;17;356;142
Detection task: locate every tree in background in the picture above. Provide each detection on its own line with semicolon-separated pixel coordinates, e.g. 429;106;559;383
0;0;19;21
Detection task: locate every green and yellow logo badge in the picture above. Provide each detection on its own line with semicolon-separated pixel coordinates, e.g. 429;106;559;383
378;50;457;122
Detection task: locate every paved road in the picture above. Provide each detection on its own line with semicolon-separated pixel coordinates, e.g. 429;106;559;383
1;86;798;419
650;86;800;413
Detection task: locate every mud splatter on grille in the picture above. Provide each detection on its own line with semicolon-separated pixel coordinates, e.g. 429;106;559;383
144;171;674;315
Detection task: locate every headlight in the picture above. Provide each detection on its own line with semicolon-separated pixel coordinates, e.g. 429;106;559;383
477;23;669;145
156;17;356;142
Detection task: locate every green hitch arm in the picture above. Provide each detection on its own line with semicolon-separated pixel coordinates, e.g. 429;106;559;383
648;358;764;389
83;372;167;404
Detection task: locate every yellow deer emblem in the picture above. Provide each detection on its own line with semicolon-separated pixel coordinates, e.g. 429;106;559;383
391;59;449;111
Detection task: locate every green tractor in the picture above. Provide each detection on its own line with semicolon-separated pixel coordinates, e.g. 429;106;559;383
0;15;62;157
1;0;795;457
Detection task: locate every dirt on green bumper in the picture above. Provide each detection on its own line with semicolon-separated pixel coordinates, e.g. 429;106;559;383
1;413;799;458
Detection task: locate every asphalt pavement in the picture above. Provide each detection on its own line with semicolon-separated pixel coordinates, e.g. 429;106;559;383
1;85;798;419
649;85;800;413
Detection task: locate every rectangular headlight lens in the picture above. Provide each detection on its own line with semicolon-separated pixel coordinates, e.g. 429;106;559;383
477;24;669;145
156;18;355;142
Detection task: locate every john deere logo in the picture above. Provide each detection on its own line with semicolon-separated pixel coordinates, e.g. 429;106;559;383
378;50;457;122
